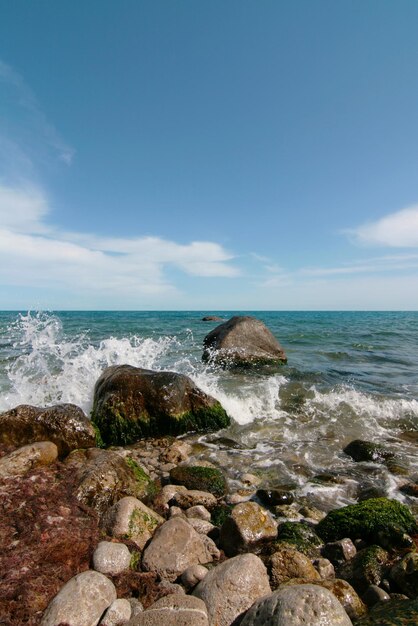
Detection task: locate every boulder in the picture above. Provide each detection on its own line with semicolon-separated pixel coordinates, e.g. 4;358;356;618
100;598;132;626
92;365;230;446
269;547;321;587
202;316;287;367
101;496;164;549
170;465;227;497
202;316;223;322
257;488;294;506
40;570;116;626
220;501;278;556
93;541;132;576
128;594;209;626
142;517;216;581
0;441;58;478
0;403;97;457
186;505;212;521
317;498;417;547
283;578;367;620
193;553;271;626
240;583;353;625
65;448;153;516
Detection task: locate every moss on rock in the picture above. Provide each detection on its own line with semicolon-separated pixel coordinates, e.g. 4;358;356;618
317;498;418;546
274;521;323;558
169;465;227;497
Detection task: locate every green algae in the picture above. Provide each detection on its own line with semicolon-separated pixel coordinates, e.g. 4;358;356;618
274;521;322;558
169;465;227;497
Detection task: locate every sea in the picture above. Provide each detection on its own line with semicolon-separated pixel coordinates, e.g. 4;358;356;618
0;310;417;512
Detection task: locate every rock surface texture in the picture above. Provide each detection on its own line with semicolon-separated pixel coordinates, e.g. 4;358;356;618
220;501;278;556
0;441;58;478
92;365;230;445
93;541;132;576
202;316;287;367
0;403;97;457
193;553;271;626
101;496;163;549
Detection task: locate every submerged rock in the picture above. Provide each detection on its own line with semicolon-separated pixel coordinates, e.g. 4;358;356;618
170;465;227;497
344;439;396;464
92;365;230;446
202;316;287;367
0;403;97;457
316;498;418;546
354;597;418;625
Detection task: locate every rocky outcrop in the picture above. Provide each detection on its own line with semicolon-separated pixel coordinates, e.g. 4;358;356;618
91;365;230;446
193;553;271;626
0;403;97;457
202;316;287;367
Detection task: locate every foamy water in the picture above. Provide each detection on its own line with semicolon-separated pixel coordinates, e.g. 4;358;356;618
1;310;417;509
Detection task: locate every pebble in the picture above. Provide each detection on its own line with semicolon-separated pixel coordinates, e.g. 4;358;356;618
93;541;132;576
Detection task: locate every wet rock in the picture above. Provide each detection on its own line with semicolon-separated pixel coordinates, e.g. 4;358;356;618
186;505;211;521
181;564;208;589
40;570;116;626
399;482;418;498
65;448;153;516
322;538;357;566
284;577;367;620
220;501;278;556
101;496;163;549
0;441;58;478
170;465;227;497
0;403;97;457
91;365;230;446
202;316;223;322
257;488;294;506
128;594;209;626
314;557;335;579
354;597;418;625
241;473;261;486
275;521;323;558
202;315;287;367
159;440;192;464
240;583;353;625
172;489;217;510
93;541;132;576
273;503;304;521
362;584;391;607
338;545;390;593
316;498;418;546
142;517;216;581
193;553;271;626
390;552;418;598
299;504;326;522
100;598;132;625
269;547;321;587
344;439;395;464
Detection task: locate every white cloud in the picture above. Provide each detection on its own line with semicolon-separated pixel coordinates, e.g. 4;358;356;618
0;184;49;233
349;205;418;247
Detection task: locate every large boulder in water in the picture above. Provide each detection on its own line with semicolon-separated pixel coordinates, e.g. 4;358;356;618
202;316;287;367
91;365;230;446
0;403;97;458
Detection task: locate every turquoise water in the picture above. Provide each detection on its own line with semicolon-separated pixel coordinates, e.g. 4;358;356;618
1;310;417;509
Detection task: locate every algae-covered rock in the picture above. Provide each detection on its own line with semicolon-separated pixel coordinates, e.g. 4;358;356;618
354;597;418;625
390;552;418;598
92;365;230;446
316;498;418;546
337;545;389;593
202;315;287;367
274;521;323;558
170;465;227;497
0;403;97;457
269;547;321;587
101;496;164;549
344;440;396;464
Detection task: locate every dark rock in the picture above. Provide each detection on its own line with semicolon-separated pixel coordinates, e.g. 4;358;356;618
0;403;97;457
202;316;223;322
362;584;391;607
170;465;227;497
322;538;357;566
92;365;230;446
257;488;294;506
354;596;418;625
399;482;418;498
344;439;396;464
390;553;418;598
274;521;323;558
316;498;418;546
64;448;153;516
202;315;287;367
337;545;390;593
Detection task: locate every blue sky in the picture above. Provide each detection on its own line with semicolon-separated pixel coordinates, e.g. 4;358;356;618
1;1;418;310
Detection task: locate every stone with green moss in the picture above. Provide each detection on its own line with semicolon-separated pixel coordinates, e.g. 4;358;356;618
274;521;323;558
91;365;230;446
317;498;418;546
353;597;418;625
169;465;227;497
338;545;389;593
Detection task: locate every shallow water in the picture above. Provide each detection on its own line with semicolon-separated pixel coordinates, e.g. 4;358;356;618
0;310;417;510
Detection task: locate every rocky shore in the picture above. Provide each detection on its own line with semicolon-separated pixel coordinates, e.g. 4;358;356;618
0;317;417;625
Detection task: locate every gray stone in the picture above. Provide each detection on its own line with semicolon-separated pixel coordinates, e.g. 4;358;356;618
193;553;271;626
283;578;367;620
172;489;217;510
40;570;117;626
186;505;211;521
0;441;58;478
269;548;321;588
168;505;185;518
202;316;287;367
323;538;357;565
93;541;132;576
142;517;215;582
99;598;132;625
187;518;215;535
314;557;335;579
181;564;208;589
128;595;208;626
240;583;353;626
127;598;144;617
159;440;192;464
0;403;96;457
152;484;187;516
220;501;278;556
101;496;163;549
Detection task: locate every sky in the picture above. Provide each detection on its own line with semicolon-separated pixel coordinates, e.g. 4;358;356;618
1;0;418;310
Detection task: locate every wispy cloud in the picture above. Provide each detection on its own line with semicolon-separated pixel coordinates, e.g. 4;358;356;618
348;205;418;248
